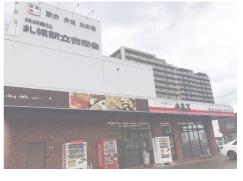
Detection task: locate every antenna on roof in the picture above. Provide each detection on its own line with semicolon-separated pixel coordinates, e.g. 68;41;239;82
72;3;79;15
86;10;94;20
56;2;60;10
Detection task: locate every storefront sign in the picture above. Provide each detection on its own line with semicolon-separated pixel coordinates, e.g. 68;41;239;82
149;99;234;116
4;86;146;112
28;3;41;16
4;86;68;108
23;22;99;50
4;86;234;117
15;2;103;55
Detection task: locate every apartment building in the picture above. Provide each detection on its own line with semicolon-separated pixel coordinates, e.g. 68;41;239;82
110;46;214;104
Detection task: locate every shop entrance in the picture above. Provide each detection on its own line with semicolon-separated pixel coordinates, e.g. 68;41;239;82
108;122;153;168
26;142;46;169
178;122;209;158
160;122;177;160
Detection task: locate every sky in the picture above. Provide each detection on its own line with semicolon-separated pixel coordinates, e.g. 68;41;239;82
4;1;237;107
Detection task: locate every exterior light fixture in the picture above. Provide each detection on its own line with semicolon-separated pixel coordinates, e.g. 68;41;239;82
86;10;94;20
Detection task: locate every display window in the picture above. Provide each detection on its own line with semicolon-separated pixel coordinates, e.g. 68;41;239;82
178;122;209;158
108;122;153;168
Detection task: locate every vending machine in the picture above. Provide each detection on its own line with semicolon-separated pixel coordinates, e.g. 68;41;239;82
152;137;172;165
97;139;119;169
62;141;87;169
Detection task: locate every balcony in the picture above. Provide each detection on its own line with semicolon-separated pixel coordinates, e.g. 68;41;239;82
165;68;173;72
157;66;165;70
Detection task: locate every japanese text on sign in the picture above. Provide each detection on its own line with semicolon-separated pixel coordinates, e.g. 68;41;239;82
23;24;99;50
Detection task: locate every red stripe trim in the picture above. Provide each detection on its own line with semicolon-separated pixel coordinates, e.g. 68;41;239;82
149;107;235;116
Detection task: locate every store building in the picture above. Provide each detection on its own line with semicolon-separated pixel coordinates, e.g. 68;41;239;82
4;2;234;169
218;113;237;144
110;47;214;103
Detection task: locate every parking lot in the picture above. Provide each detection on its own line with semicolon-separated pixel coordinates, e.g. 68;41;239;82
149;156;237;169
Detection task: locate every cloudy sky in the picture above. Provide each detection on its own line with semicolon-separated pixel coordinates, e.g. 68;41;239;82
4;1;237;107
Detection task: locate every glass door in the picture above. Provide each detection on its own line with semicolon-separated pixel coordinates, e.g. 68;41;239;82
178;123;192;158
160;122;177;160
188;131;201;156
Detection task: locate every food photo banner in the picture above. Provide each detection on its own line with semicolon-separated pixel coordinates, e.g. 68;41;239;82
69;92;137;111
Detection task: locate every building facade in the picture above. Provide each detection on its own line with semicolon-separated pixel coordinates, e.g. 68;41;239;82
110;47;214;104
218;113;237;144
4;2;234;169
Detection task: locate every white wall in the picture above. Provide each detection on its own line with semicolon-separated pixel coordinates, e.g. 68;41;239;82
4;35;156;98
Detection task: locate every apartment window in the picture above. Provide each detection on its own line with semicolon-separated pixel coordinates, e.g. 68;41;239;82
159;72;165;75
180;85;184;88
166;68;173;71
169;84;175;87
226;122;235;129
170;95;176;98
161;83;167;86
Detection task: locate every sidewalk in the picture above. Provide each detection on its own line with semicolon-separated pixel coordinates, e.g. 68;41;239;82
147;155;237;169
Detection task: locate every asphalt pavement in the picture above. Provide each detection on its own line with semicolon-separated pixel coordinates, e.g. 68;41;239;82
148;156;237;169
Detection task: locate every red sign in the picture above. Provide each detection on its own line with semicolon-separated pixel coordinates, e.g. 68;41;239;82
71;141;83;144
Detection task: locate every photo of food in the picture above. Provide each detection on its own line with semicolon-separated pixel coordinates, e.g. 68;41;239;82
69;93;90;109
106;96;136;111
89;94;107;110
69;92;137;112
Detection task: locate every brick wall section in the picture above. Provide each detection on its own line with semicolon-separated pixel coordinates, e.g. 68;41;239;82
205;118;218;155
4;113;108;169
171;120;183;160
4;111;217;169
151;118;162;137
